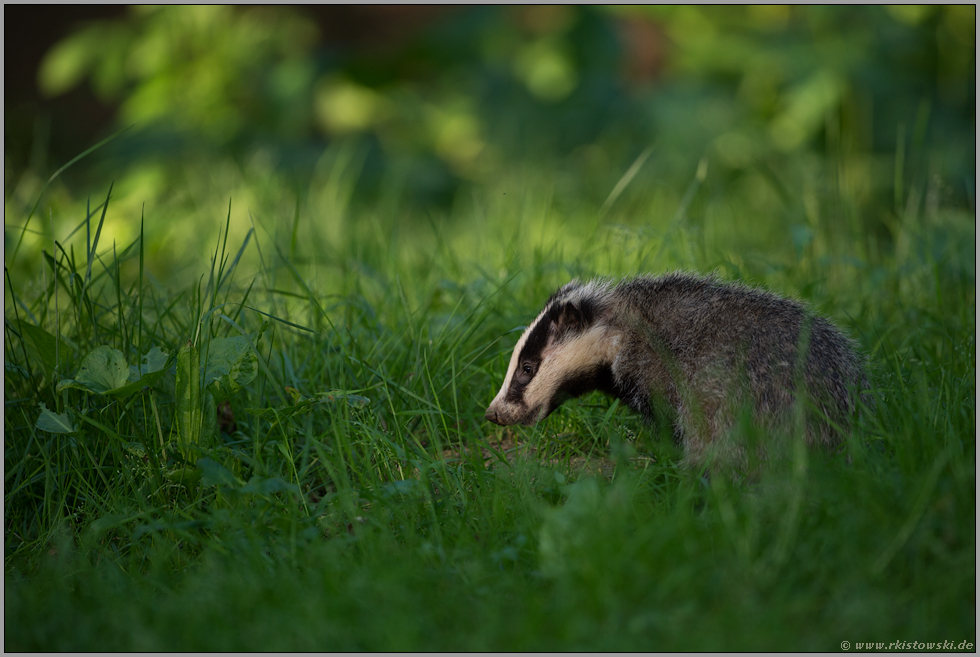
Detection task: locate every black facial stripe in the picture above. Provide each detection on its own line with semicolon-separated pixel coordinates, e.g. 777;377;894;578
505;283;607;409
504;375;530;404
518;304;560;365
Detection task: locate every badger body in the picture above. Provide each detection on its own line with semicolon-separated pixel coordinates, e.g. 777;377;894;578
485;272;869;467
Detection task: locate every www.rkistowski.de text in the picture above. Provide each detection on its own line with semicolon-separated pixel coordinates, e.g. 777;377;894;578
841;640;974;651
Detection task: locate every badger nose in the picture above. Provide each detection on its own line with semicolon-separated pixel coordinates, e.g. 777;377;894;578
485;408;501;425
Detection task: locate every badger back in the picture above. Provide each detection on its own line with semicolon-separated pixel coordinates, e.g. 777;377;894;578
485;280;620;426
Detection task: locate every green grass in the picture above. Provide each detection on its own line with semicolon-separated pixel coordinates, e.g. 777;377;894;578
4;144;975;651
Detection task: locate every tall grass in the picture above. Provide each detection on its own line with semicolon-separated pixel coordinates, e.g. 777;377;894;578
4;141;975;650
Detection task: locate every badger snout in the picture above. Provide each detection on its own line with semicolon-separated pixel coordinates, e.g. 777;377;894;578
485;398;523;425
485;407;503;425
485;399;545;426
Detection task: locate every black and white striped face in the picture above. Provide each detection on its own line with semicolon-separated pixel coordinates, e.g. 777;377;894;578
485;280;620;426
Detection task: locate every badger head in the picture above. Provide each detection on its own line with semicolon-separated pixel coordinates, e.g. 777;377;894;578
485;280;620;426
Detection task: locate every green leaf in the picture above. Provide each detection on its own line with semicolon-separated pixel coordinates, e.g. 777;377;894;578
162;465;202;488
102;373;164;400
130;345;169;379
239;476;297;496
197;457;239;488
87;513;139;537
102;346;171;398
36;403;77;434
11;320;77;376
57;345;170;398
175;341;202;460
204;334;259;402
57;345;129;395
202;390;217;448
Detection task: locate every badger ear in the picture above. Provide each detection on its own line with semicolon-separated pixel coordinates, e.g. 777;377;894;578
552;299;593;339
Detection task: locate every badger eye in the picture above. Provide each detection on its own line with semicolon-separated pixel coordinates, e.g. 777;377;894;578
522;363;533;375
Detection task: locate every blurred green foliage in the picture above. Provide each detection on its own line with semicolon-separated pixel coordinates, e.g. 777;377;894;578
39;6;320;144
26;5;976;186
5;5;975;280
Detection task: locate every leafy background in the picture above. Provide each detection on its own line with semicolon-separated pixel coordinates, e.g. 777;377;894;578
7;6;974;273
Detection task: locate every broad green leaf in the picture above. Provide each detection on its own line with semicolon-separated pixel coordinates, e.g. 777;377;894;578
130;346;169;379
202;390;217;447
87;513;139;536
101;374;163;399
100;346;171;398
239;476;297;496
36;403;77;434
57;345;129;394
175;341;202;460
381;479;422;499
57;345;170;398
11;320;77;375
204;334;259;402
162;465;201;488
197;457;239;488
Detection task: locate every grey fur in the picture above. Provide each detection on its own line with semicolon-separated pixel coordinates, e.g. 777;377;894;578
486;272;871;469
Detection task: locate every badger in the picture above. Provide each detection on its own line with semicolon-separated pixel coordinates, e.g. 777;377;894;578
485;272;871;468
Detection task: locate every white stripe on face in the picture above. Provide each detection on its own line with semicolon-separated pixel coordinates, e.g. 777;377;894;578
489;302;557;408
487;280;614;424
520;324;622;419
